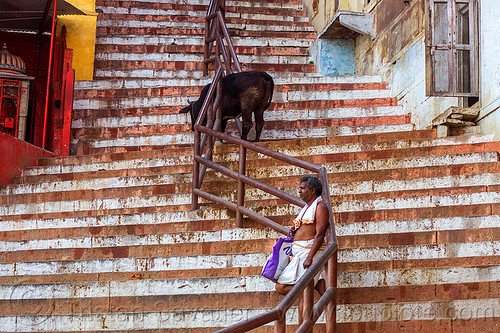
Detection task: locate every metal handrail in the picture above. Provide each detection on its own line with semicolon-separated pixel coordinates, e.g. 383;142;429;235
189;1;339;331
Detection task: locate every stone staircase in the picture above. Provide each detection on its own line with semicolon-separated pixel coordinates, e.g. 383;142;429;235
72;0;410;155
1;0;499;332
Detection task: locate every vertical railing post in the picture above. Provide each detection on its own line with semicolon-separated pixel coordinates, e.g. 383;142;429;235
236;145;246;228
203;9;209;76
274;316;285;333
214;80;222;132
220;0;225;18
303;281;314;325
216;8;221;73
298;296;304;326
192;130;201;210
326;252;338;333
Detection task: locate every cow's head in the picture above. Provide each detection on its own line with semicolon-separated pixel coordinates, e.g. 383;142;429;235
179;101;196;131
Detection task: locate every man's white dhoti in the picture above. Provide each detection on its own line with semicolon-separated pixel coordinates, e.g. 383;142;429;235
277;239;324;285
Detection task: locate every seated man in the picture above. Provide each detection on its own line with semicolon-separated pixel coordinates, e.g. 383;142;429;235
275;176;329;295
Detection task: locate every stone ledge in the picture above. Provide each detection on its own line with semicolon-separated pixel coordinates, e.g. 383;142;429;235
432;106;480;137
318;11;376;40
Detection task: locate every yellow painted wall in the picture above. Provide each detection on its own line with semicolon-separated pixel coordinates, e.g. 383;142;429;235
65;0;95;12
57;0;97;81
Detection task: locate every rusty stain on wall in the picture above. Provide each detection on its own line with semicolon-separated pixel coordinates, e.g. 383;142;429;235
313;0;320;16
358;0;425;74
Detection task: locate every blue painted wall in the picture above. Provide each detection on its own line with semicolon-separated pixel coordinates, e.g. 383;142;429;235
318;39;356;76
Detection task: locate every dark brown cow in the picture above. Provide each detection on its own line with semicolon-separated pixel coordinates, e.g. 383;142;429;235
179;71;274;141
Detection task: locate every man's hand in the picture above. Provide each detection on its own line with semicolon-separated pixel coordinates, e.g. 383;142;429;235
303;256;313;269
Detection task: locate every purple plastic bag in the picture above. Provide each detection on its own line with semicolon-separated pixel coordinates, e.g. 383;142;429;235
261;234;293;282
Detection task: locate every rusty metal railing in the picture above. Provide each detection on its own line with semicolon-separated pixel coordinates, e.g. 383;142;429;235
190;1;338;331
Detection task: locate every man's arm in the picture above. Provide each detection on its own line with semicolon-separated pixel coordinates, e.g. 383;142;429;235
303;200;329;268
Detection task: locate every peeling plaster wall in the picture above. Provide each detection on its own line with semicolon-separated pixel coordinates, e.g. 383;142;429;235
302;0;500;137
301;0;365;34
477;0;500;140
353;0;460;130
390;38;459;130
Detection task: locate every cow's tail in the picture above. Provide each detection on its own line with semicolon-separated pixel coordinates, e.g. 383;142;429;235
264;74;274;110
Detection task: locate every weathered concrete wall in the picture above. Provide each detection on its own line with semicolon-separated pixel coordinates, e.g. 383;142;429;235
354;0;460;130
303;0;500;137
389;38;458;130
301;0;364;34
355;0;423;75
477;0;500;140
310;39;356;76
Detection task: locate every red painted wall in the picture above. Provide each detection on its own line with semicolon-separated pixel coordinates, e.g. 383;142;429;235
0;31;51;146
0;132;55;185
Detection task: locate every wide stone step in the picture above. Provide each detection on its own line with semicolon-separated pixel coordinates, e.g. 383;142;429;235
94;58;315;72
336;187;500;213
95;43;309;59
1;185;497;223
10;163;498;209
2;173;498;219
95;26;316;40
2;213;499;257
337;198;500;224
70;99;401;140
71;114;410;141
97;0;304;11
94;34;312;47
71;105;400;132
0;239;276;264
4;153;498;199
0;215;266;242
93;60;315;73
96;17;314;31
91;62;317;78
72;76;392;120
2;248;498;296
2;265;498;300
18;142;494;186
1;247;497;329
0;232;278;262
73;88;393;112
96;11;310;26
18;133;494;182
74;80;385;102
3;298;497;332
0;192;190;218
34;129;434;168
0;207;240;234
73;123;414;154
0;206;287;240
74;74;385;91
15;134;495;187
228;175;500;210
94;37;311;56
1;209;497;284
95;25;204;37
2;192;498;244
2;242;498;284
